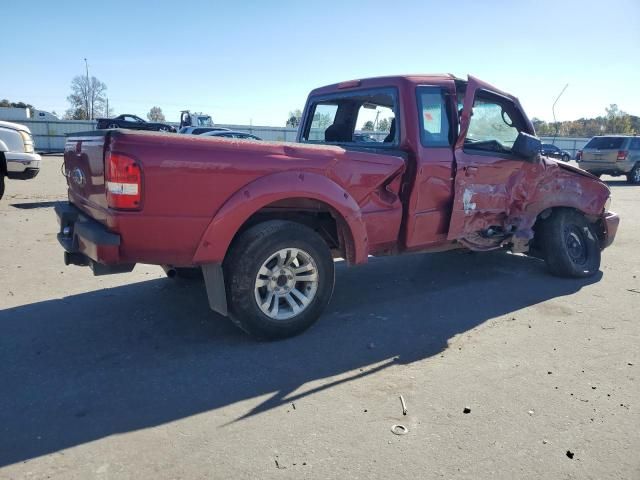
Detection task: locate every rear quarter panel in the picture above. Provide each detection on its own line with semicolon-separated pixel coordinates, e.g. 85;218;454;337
102;132;405;266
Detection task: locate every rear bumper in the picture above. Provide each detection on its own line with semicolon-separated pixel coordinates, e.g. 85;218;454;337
579;160;634;175
54;202;135;275
601;211;620;249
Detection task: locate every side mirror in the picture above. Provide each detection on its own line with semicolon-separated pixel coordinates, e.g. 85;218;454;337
512;132;541;161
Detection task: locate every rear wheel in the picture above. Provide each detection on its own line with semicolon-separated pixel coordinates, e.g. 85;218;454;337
562;154;570;162
540;209;600;278
108;123;119;129
224;220;334;339
158;126;171;132
0;174;5;200
627;164;640;184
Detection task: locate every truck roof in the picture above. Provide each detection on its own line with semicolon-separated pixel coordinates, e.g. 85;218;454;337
309;74;463;96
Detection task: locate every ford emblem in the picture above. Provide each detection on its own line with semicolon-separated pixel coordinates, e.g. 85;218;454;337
71;167;86;187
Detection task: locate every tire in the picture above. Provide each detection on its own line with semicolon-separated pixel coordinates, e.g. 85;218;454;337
158;126;170;132
224;220;335;339
562;154;570;162
108;123;119;129
540;209;601;278
0;175;5;200
626;163;640;184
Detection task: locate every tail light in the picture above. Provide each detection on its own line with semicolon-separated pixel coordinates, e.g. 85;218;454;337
576;150;582;161
105;151;142;210
616;150;628;161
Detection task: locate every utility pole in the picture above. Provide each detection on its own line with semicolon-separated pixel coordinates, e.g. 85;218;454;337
84;58;90;120
106;98;109;119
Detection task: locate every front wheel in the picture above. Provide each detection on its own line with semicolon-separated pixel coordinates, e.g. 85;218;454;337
627;164;640;184
0;175;5;200
224;220;335;339
562;154;570;162
540;209;601;278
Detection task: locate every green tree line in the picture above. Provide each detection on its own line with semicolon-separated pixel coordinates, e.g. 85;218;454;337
533;104;638;137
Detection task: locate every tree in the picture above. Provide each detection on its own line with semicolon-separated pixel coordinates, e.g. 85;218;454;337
605;104;634;134
531;106;638;137
362;121;374;131
377;118;390;132
0;99;35;117
64;107;88;120
313;112;333;130
66;75;107;120
147;106;166;122
286;109;302;128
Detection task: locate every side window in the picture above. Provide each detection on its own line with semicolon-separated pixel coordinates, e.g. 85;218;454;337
301;88;398;146
417;87;450;147
629;138;640;150
355;103;395;141
306;104;338;141
465;94;525;154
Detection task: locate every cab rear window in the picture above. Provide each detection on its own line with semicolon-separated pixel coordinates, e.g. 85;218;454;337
584;137;625;149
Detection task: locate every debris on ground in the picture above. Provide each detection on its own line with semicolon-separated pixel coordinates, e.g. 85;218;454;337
400;395;407;416
391;424;408;435
566;450;575;459
463;407;471;414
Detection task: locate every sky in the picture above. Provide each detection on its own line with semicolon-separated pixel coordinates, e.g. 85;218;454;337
1;0;639;126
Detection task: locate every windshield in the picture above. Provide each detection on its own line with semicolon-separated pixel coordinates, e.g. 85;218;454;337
464;96;524;154
584;137;625;149
196;116;213;127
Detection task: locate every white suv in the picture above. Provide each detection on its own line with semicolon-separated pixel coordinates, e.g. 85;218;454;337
0;120;41;199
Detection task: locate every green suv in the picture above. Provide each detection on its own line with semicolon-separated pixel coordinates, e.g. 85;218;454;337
578;135;640;184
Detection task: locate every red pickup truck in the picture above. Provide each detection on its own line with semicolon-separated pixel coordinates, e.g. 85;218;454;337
56;75;619;339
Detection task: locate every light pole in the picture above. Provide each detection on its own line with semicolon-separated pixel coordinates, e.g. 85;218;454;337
551;83;568;145
84;58;90;120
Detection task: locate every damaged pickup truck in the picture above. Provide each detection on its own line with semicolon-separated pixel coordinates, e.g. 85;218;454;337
56;74;619;339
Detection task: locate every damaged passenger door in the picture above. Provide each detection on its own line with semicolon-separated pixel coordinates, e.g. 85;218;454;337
447;76;538;250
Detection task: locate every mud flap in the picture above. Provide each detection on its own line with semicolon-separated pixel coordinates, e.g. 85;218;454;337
202;263;228;316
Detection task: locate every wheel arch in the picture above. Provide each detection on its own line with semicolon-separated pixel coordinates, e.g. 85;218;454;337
192;171;369;266
529;204;605;254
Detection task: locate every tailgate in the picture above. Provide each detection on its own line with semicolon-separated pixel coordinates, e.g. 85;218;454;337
582;148;619;163
64;131;109;217
581;137;626;163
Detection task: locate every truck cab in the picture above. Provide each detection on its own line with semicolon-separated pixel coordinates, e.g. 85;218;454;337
297;74;617;255
178;111;214;134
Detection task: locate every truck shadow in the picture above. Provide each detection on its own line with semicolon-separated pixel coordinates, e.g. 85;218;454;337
0;250;600;466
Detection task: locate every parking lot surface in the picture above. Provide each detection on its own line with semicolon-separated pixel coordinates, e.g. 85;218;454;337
0;156;638;479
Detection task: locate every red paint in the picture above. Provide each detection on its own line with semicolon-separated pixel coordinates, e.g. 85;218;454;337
59;74;618;272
